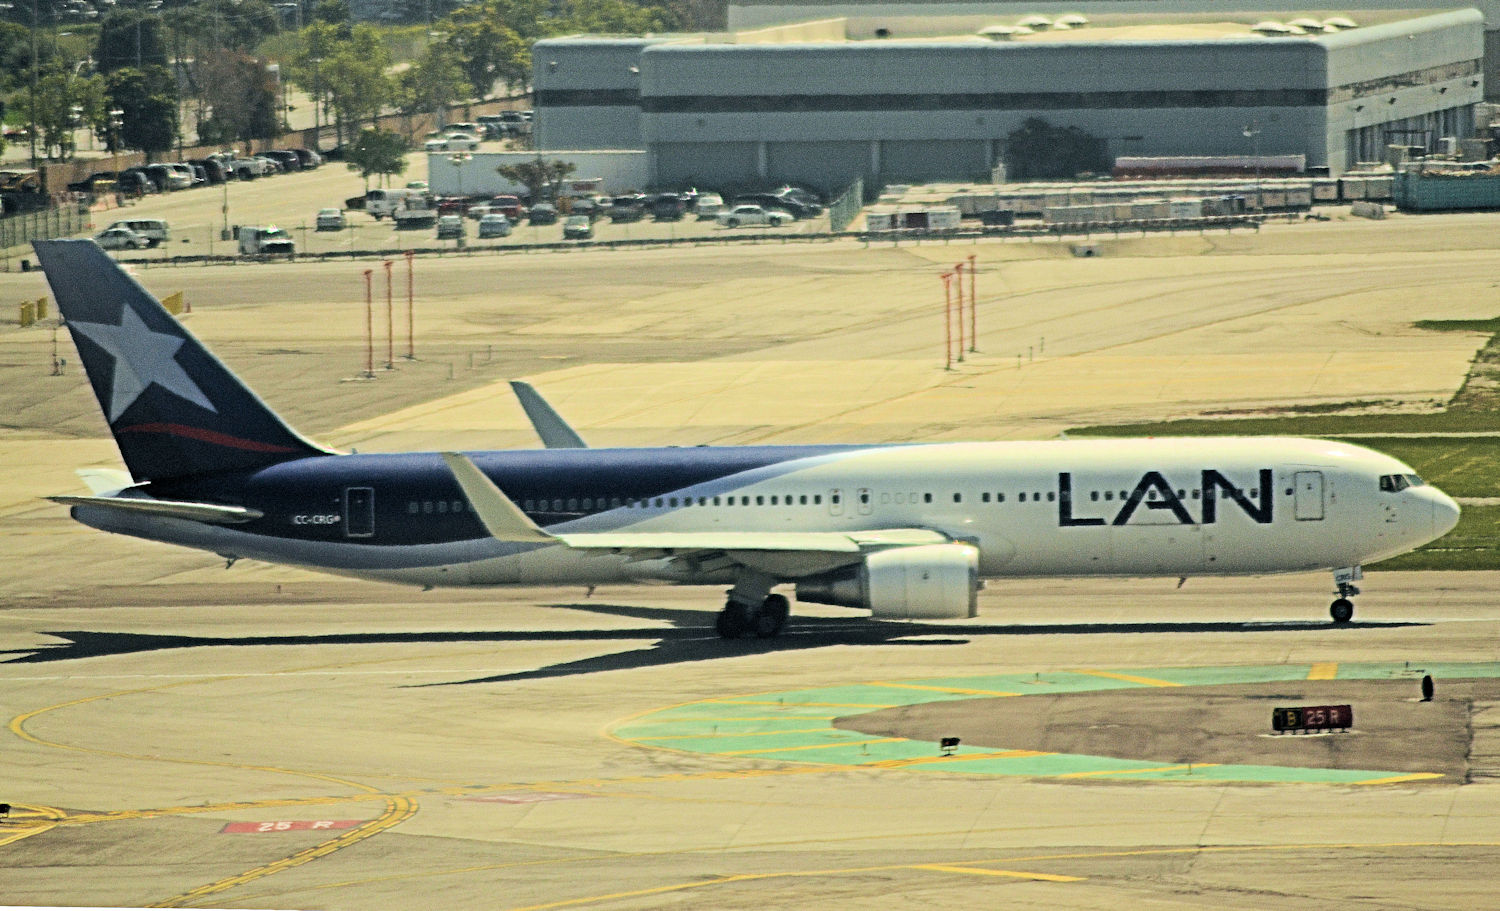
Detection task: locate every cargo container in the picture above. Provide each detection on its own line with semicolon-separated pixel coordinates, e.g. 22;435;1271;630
1394;169;1500;210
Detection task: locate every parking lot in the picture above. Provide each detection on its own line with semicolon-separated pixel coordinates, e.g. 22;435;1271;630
22;151;830;263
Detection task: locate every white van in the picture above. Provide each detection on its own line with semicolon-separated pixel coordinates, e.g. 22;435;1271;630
107;218;170;247
365;188;418;220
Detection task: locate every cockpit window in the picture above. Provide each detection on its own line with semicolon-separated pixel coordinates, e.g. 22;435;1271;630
1379;474;1417;493
1406;474;1425;487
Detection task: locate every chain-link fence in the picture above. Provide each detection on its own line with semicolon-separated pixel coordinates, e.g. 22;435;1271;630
0;203;88;262
827;177;865;233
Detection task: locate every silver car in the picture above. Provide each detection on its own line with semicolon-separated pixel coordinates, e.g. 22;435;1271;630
95;226;148;250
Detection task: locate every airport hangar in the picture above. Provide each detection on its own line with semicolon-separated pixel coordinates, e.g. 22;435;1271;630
530;8;1483;189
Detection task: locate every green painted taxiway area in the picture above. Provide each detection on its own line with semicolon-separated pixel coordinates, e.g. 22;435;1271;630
610;662;1500;785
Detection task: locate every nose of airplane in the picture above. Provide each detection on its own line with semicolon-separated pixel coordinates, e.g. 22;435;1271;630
1433;491;1461;538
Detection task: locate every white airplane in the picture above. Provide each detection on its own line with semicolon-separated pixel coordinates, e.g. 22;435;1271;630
35;239;1460;638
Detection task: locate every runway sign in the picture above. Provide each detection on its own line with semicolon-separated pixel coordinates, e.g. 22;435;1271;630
1272;704;1353;733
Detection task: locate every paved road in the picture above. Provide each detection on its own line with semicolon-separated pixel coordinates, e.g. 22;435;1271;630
1;206;1498;909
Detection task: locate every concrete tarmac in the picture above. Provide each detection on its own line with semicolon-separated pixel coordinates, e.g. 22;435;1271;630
2;210;1499;908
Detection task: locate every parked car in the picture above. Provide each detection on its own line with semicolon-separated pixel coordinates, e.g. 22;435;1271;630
562;214;593;239
694;192;725;219
734;192;817;219
95;226;149;250
607;194;646;222
189;158;227;184
717;204;791;228
650;193;686;221
477;213;512;238
315;207;346;231
436;214;466;239
263;150;302;172
291;147;322;169
106;218;169;247
433;132;479;151
528;202;559;225
565;196;605;219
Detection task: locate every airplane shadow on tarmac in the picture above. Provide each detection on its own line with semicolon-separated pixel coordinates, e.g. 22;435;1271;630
1;603;1428;686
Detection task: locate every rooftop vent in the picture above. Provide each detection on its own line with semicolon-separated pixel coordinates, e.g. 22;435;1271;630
1322;16;1358;29
1017;14;1053;29
1287;17;1326;31
1251;19;1293;34
978;24;1032;39
1054;13;1089;27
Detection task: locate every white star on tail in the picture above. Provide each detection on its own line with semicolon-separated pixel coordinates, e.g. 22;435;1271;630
69;306;217;423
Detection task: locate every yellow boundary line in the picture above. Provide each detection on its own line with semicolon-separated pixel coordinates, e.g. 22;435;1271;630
1072;669;1183;687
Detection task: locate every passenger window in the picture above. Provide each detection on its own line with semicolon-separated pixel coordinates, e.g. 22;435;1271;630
770;496;778;505
1046;492;1055;502
423;501;433;514
1019;493;1027;502
859;491;870;504
611;498;621;508
756;496;764;505
453;501;463;512
800;495;807;505
409;501;419;514
923;493;933;503
814;495;822;504
653;498;663;508
982;492;990;503
1090;491;1098;501
953;493;962;503
996;493;1005;503
567;498;578;511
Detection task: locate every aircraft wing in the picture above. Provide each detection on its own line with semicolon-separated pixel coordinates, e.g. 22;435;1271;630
48;495;264;524
441;452;947;574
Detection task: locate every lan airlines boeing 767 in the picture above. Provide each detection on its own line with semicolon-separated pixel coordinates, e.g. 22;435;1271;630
34;240;1459;637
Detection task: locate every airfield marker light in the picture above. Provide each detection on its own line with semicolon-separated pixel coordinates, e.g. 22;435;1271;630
405;250;415;360
967;253;977;352
1422;674;1434;701
953;261;965;361
941;271;954;370
384;259;394;370
363;269;374;379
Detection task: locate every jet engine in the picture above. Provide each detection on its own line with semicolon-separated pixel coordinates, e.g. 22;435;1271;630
795;543;979;620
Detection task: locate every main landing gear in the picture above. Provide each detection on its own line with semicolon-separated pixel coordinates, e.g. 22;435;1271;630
1330;565;1362;624
716;593;790;639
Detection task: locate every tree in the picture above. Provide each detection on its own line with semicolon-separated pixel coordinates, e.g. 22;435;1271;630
556;0;681;34
346;128;408;190
176;0;281;55
1003;117;1112;181
105;66;179;158
321;26;393;143
445;18;528;99
312;0;352;31
497;157;577;202
395;43;468;135
28;67;103;160
196;50;280;146
95;9;170;74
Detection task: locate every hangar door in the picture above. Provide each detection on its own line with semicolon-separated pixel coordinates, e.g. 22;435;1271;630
880;140;989;184
765;142;869;189
653;142;759;188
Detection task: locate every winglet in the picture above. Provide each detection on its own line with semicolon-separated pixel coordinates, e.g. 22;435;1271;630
510;381;587;449
440;452;557;543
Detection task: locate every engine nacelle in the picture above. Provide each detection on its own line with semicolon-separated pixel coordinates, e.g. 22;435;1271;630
795;543;979;620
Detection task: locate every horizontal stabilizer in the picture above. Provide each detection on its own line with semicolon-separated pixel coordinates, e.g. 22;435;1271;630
49;495;264;524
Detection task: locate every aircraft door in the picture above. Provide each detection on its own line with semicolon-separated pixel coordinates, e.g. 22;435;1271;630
828;489;845;516
1294;471;1324;521
857;487;874;516
344;487;375;537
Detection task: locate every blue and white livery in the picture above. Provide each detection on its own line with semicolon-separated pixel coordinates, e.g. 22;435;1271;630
34;240;1460;637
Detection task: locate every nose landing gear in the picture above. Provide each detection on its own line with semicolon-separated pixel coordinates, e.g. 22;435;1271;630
1330;566;1362;624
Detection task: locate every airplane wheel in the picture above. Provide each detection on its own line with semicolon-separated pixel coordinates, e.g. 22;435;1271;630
1330;598;1354;624
755;594;790;638
717;601;751;639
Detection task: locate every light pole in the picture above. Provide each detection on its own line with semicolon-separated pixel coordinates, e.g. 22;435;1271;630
449;150;471;196
108;108;124;204
1242;121;1262;212
311;56;322;149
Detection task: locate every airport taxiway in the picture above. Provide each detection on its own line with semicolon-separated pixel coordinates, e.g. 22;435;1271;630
3;215;1500;908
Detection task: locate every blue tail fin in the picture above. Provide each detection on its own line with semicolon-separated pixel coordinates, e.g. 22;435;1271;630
34;240;333;482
